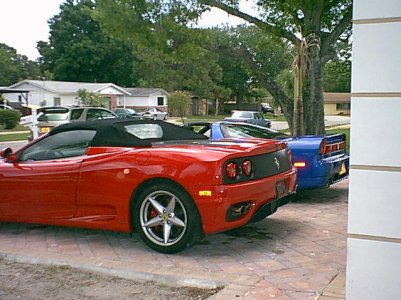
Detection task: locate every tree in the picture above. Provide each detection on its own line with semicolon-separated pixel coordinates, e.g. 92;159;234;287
37;0;136;86
292;34;320;136
206;27;252;104
196;0;352;134
76;89;108;107
0;43;41;86
92;0;224;99
168;91;192;123
207;26;285;107
207;25;293;120
324;59;351;92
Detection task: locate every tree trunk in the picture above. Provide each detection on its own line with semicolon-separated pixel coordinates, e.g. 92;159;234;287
293;54;305;136
305;46;325;135
215;99;219;116
257;76;294;133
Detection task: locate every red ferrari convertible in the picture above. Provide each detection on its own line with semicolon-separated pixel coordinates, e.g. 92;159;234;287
0;119;297;253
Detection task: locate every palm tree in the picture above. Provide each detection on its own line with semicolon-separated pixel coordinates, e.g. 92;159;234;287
292;33;320;136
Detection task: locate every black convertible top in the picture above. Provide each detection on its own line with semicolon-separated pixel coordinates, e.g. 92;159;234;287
50;118;208;147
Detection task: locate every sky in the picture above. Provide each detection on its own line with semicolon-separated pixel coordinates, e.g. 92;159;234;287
0;0;254;61
0;0;65;60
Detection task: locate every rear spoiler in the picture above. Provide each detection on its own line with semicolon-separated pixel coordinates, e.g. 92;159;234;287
319;133;347;156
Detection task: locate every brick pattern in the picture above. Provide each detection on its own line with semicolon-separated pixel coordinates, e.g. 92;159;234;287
0;180;348;299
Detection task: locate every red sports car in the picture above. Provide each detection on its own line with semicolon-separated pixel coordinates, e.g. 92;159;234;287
0;119;297;253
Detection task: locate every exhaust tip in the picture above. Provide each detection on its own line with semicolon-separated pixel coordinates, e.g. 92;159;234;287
226;201;253;221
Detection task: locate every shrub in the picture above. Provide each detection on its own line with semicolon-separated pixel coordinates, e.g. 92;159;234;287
77;89;108;107
168;91;191;123
0;109;22;129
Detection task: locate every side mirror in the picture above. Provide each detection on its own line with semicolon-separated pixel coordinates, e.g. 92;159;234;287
0;147;16;162
1;147;12;158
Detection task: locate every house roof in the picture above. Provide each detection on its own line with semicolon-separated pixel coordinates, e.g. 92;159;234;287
125;88;169;97
9;80;131;95
0;88;29;94
324;92;351;104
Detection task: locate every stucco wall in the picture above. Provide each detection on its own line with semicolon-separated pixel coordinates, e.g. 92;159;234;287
3;82;58;107
324;103;350;115
60;95;79;106
121;93;168;108
3;82;128;108
347;1;401;298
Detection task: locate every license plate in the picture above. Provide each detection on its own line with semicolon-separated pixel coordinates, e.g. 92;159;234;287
40;127;50;133
276;181;287;198
339;162;347;175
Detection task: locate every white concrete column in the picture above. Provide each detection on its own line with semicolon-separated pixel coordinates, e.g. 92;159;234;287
347;0;401;299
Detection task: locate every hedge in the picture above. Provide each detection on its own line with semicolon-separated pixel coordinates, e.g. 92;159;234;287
0;109;22;129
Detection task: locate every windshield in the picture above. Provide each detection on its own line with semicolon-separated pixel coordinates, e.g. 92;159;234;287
125;108;136;114
231;111;253;118
220;123;288;139
37;112;69;122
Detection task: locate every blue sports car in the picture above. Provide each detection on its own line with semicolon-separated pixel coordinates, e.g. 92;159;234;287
185;121;349;190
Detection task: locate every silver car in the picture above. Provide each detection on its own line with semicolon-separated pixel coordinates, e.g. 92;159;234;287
31;106;117;139
141;107;168;120
224;110;271;128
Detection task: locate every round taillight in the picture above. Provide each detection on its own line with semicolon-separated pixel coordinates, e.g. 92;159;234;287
225;162;237;179
242;160;252;176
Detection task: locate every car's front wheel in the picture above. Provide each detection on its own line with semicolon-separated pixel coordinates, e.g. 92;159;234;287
153;115;157;120
133;183;203;253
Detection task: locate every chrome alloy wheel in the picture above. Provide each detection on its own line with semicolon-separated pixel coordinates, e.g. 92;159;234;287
139;190;188;247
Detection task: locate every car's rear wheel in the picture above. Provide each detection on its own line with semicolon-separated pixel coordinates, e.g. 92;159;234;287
133;183;203;253
153;115;157;120
163;114;168;120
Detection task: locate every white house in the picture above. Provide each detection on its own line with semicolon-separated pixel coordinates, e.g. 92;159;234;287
3;80;170;112
122;88;169;111
3;80;131;109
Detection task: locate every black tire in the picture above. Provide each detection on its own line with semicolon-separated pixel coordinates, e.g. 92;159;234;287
153;115;157;120
133;183;203;253
163;114;168;120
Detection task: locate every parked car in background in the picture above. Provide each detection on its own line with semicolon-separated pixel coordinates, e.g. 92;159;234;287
224;111;271;128
0;119;297;253
261;103;274;113
141;107;168;120
185;121;349;190
112;108;141;119
25;106;117;140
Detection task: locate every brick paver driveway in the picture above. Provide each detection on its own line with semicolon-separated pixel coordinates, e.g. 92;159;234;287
0;180;348;299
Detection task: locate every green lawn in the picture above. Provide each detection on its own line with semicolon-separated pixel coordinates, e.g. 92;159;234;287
0;133;29;142
0;124;29;142
0;124;27;132
326;128;350;152
181;115;228;123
